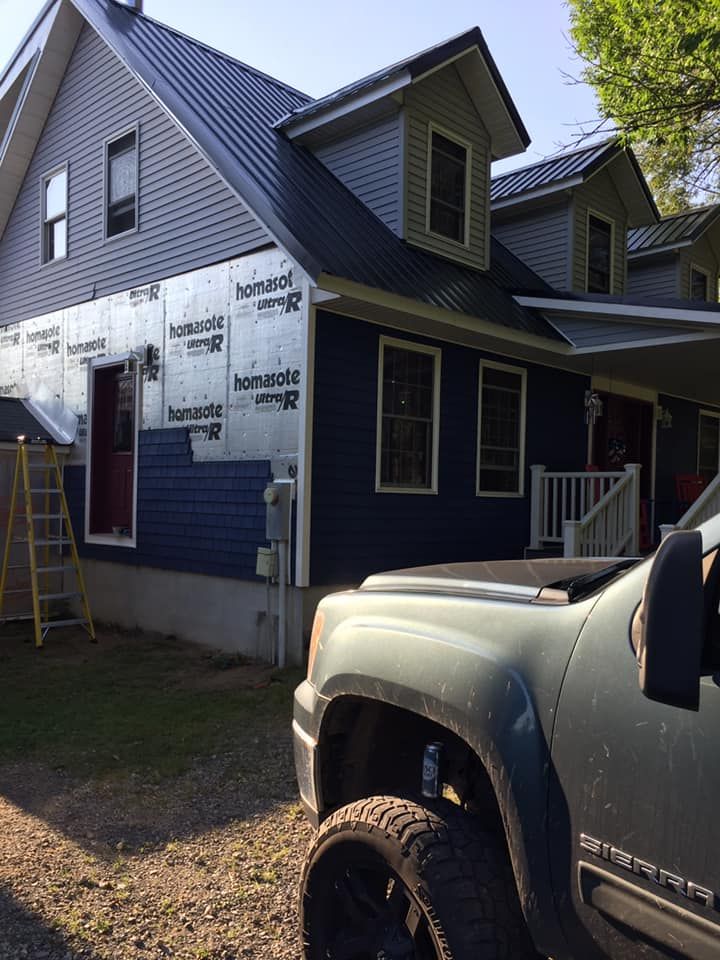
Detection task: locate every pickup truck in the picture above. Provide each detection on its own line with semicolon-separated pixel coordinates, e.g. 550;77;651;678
293;522;720;960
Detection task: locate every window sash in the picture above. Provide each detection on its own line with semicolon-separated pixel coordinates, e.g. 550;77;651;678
42;169;67;263
429;130;467;244
587;215;612;294
691;268;709;301
378;343;438;490
106;130;137;237
477;363;525;495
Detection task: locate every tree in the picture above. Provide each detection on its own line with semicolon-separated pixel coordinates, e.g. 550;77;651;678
568;0;720;213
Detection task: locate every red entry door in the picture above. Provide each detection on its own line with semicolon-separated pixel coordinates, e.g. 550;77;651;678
592;393;654;498
89;364;135;535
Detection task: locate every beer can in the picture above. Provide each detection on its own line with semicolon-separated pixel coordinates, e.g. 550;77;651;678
421;741;443;798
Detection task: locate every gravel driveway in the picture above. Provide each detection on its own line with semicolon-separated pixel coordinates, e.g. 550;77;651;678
0;630;312;960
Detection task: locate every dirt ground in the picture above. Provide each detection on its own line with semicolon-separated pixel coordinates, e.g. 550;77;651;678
0;626;312;960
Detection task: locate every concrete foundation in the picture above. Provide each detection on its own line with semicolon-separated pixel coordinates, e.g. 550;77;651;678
80;558;305;665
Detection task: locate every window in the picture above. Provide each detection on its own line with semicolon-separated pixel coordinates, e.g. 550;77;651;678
106;129;137;238
41;167;67;263
376;338;441;493
477;361;526;496
427;127;469;245
691;266;709;301
587;213;613;294
698;411;720;483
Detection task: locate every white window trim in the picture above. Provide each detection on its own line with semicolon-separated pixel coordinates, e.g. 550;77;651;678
84;352;143;548
103;123;139;243
375;335;441;495
690;262;711;301
476;359;527;498
39;162;68;266
697;408;720;475
585;208;615;295
425;121;472;249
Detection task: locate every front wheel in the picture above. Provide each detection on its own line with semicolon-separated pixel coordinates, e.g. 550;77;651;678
299;795;540;959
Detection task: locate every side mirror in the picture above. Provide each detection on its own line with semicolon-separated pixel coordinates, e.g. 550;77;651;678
635;530;704;711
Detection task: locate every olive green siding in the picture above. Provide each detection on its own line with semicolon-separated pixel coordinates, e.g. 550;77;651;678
404;65;490;271
679;235;719;301
572;169;628;295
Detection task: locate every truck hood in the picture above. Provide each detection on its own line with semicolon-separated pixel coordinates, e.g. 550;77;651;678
360;558;619;603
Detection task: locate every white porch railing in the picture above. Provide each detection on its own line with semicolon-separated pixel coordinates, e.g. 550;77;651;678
659;472;720;539
530;463;641;558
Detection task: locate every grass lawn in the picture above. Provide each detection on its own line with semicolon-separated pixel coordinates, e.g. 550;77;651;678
0;623;304;779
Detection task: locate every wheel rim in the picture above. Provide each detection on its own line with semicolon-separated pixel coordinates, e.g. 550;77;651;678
306;844;443;960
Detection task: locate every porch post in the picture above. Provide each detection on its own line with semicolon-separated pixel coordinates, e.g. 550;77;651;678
529;465;545;550
563;521;581;558
625;463;641;555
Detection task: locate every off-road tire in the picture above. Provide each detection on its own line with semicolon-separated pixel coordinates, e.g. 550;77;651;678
299;794;540;959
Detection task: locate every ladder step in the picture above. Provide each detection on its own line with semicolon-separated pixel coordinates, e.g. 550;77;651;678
40;618;88;630
12;537;71;546
38;591;81;602
37;565;73;574
27;464;56;470
29;488;61;493
14;514;63;521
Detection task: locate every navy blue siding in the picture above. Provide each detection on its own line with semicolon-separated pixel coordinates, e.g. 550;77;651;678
0;24;269;326
65;428;271;580
310;312;589;584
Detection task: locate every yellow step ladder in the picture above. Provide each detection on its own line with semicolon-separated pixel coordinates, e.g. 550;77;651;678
0;439;95;648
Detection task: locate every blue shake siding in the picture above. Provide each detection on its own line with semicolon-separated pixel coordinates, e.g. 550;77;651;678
310;311;589;584
65;428;271;580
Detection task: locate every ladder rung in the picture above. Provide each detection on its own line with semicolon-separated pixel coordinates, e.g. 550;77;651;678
37;565;72;574
40;618;88;630
27;464;56;470
12;537;71;546
38;592;81;602
15;514;63;521
1;587;32;594
29;488;61;493
0;614;34;622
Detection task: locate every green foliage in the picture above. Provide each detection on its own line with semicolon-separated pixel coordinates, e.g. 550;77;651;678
569;0;720;212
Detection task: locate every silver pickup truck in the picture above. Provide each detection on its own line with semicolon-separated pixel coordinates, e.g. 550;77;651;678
293;522;720;960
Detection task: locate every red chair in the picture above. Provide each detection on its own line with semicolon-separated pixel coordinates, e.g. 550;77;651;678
675;474;707;509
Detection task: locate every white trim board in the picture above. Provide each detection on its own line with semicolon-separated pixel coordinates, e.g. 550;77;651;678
515;295;720;326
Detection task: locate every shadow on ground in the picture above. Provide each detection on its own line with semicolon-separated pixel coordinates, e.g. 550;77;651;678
0;887;101;959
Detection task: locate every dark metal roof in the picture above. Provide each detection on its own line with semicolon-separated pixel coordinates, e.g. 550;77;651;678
274;27;529;149
491;138;619;203
69;0;557;343
627;205;720;255
519;288;720;314
0;398;55;443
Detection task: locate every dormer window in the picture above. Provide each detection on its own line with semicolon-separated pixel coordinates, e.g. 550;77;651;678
691;265;709;301
427;126;470;245
587;212;613;294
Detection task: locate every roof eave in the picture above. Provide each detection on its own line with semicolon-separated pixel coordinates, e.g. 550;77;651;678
515;294;720;326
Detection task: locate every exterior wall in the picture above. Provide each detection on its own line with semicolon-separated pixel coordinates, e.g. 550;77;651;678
572;169;628;295
314;114;402;235
626;254;679;299
65;428;271;579
310;310;589;585
491;202;570;288
404;65;491;271
679;235;719;301
0;23;269;327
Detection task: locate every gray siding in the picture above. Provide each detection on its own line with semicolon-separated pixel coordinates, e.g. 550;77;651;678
0;24;269;326
627;255;679;299
491;202;570;288
572;169;628;295
404;65;490;271
679;235;719;301
314;114;402;235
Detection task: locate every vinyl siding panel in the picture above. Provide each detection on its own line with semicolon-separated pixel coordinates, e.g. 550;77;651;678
626;255;679;298
314;114;402;234
0;24;269;326
404;65;490;271
310;310;589;584
679;236;719;301
572;169;628;295
491;202;570;288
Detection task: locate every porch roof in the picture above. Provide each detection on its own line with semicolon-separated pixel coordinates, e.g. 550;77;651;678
0;397;58;444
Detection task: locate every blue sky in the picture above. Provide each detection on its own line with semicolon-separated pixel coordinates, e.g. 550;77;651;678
0;0;602;173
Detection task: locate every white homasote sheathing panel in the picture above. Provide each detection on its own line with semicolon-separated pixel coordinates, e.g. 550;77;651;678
0;248;304;464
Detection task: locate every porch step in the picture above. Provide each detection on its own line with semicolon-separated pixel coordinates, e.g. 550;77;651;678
524;545;563;560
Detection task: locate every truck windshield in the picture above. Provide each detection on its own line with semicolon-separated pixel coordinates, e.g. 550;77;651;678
549;558;640;601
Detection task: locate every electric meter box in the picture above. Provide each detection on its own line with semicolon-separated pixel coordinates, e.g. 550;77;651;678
263;480;294;541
